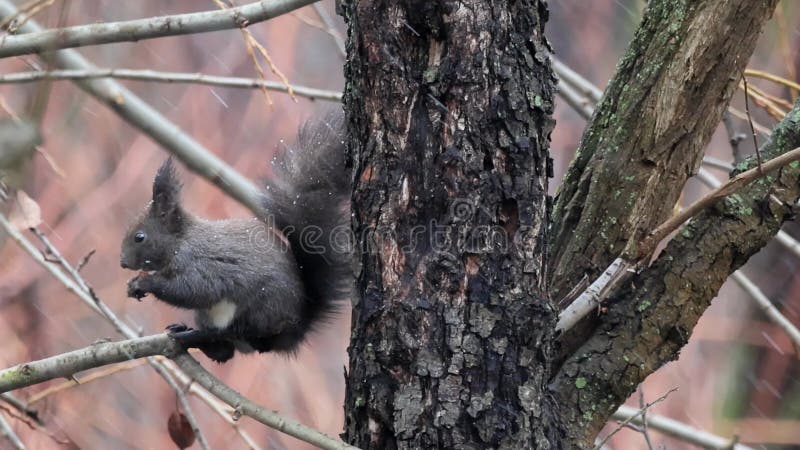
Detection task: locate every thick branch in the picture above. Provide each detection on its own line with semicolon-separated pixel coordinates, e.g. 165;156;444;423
0;0;318;58
0;337;357;450
551;99;800;447
549;0;778;302
0;335;182;393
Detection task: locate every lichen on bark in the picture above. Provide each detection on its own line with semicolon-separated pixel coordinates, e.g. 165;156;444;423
551;99;800;447
549;0;779;304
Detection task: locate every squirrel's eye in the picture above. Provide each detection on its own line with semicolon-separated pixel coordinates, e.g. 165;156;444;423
134;231;146;243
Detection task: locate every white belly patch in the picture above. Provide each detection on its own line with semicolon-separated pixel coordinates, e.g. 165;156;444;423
207;299;237;329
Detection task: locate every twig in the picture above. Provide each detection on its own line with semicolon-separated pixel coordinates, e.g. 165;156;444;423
0;394;39;425
731;271;800;355
746;83;794;110
773;5;798;98
612;406;753;450
745;68;800;94
156;362;212;450
593;387;678;450
26;359;148;404
700;155;734;172
742;74;762;170
0;69;342;102
697;168;800;264
741;79;788;119
642;146;800;255
0;401;70;447
555;75;596;120
558;149;800;333
312;2;346;57
75;249;95;272
722;111;746;164
173;354;359;450
638;388;654;450
0;0;266;218
728;106;772;136
211;0;295;104
0;0;320;58
0;413;24;450
552;57;603;102
0;0;53;33
0;336;358;450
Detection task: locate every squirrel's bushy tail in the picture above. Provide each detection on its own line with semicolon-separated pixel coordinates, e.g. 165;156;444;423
265;110;351;328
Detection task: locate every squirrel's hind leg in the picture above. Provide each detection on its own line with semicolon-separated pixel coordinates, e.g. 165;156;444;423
167;324;236;363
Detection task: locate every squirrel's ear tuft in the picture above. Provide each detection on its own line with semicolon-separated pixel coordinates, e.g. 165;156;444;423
152;158;184;231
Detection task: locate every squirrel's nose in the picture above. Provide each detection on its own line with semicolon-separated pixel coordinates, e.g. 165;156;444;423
120;256;130;269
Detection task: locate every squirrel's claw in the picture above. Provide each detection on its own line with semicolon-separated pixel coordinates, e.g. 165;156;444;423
165;323;192;333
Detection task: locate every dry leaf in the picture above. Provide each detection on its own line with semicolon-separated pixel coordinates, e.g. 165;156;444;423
167;411;196;449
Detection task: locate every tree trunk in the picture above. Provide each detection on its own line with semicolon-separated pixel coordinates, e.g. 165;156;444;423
339;0;787;448
338;0;559;447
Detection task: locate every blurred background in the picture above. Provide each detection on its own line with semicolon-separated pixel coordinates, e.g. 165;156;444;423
0;0;797;448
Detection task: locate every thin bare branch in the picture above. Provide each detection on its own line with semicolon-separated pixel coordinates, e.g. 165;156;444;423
155;362;211;450
642;146;800;255
742;75;763;168
173;354;359;450
555;76;595;120
26;359;147;404
0;334;359;450
552;57;603;102
0;0;319;58
0;413;24;450
0;394;39;425
612;406;753;450
701;155;734;172
731;271;800;354
0;69;342;101
312;2;346;57
593;388;678;450
0;0;265;217
745;68;800;93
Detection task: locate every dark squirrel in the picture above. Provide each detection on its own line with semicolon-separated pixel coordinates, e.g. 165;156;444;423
120;112;350;362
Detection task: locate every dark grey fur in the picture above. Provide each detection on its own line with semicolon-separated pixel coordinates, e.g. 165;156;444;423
121;112;350;362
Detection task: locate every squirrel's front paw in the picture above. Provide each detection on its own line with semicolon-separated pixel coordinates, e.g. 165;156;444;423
127;276;148;300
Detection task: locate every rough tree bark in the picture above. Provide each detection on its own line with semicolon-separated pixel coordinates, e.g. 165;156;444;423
550;0;778;304
339;0;785;448
339;0;559;447
551;99;800;446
